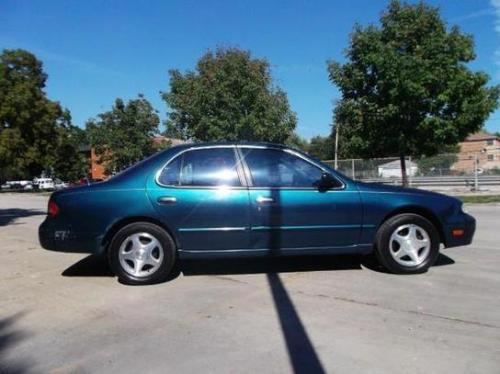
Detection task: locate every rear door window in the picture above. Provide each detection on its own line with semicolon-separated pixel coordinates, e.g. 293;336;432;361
158;147;241;187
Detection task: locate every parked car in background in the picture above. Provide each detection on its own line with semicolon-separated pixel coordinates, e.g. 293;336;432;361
19;180;33;189
1;180;33;190
1;181;15;189
70;177;104;187
33;178;55;191
54;179;69;190
39;143;476;285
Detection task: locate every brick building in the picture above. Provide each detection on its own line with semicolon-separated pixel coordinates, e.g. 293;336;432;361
80;136;185;180
78;145;106;180
452;131;500;173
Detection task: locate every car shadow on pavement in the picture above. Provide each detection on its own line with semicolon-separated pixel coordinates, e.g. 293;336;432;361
61;254;181;282
61;252;455;279
0;208;45;226
62;254;114;277
361;252;455;273
60;253;364;283
434;253;456;266
180;254;364;276
180;252;455;276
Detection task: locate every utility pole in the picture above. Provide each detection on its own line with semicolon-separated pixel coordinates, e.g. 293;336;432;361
408;156;412;187
474;153;479;191
400;155;408;187
334;123;339;169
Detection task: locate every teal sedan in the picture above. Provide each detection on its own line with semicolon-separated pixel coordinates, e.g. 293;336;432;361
39;143;475;284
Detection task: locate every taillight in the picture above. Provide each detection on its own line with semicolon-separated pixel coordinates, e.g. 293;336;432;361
48;200;59;218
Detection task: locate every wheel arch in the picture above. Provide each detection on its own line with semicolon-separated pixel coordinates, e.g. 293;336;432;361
101;216;179;253
379;205;446;244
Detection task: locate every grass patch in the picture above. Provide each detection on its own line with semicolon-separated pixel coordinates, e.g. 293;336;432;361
456;195;500;204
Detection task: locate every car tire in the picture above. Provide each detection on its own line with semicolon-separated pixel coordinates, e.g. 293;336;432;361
374;213;440;274
108;222;176;285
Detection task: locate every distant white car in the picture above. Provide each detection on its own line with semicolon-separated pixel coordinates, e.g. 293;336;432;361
18;180;32;188
2;180;32;189
33;178;55;190
1;180;33;190
53;179;69;190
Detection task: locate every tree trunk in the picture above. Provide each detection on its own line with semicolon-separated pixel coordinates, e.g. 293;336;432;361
400;155;408;187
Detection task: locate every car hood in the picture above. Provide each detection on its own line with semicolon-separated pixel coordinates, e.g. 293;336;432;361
355;181;459;201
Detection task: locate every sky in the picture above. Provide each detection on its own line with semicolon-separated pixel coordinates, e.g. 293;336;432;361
1;0;500;139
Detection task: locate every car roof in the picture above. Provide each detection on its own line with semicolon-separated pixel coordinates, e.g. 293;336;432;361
168;141;290;151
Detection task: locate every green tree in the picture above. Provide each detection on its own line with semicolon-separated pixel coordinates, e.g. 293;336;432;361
285;132;309;152
0;49;67;179
86;95;162;174
328;1;499;185
308;135;335;160
162;47;297;142
52;125;89;181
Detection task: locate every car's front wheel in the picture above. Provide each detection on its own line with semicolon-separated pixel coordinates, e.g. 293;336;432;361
108;222;176;285
375;213;440;274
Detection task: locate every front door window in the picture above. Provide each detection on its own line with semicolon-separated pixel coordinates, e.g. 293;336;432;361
241;148;341;188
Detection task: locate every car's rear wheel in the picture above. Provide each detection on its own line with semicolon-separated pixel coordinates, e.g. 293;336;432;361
108;222;176;285
375;213;440;274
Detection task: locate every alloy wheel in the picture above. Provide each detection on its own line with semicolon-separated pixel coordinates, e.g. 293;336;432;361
389;224;431;267
118;232;164;277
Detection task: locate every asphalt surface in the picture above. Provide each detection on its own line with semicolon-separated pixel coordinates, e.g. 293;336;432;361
0;193;499;373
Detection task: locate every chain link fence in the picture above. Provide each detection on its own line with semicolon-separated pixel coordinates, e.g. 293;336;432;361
322;154;500;191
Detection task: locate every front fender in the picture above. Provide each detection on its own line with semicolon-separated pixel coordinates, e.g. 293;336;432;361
357;185;456;245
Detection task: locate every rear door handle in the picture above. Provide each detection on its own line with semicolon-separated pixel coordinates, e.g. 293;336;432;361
157;196;177;204
256;196;275;204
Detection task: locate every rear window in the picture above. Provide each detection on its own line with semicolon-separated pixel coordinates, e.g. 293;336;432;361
158;148;241;187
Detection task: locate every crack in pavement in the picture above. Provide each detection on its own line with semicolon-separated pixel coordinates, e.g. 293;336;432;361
406;310;500;329
210;274;500;330
212;275;252;285
304;291;500;330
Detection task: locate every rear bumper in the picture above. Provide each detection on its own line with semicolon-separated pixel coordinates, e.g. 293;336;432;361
39;218;101;254
39;219;56;251
444;213;476;248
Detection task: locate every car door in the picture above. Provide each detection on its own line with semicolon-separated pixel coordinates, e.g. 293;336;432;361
147;146;250;252
239;146;362;252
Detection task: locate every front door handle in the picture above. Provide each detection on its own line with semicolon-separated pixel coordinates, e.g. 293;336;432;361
157;196;177;204
256;196;275;204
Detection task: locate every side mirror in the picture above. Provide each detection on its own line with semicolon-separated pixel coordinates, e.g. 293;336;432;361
318;172;336;191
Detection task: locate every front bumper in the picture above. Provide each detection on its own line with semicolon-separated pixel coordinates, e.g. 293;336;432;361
443;212;476;248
